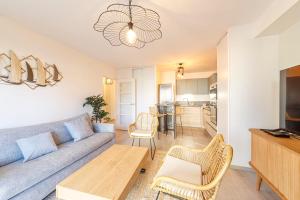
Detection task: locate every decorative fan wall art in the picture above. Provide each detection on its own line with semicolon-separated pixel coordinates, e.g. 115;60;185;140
93;0;162;49
0;50;63;89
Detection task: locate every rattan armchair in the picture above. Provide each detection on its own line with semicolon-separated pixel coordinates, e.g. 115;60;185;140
151;134;233;200
128;112;159;159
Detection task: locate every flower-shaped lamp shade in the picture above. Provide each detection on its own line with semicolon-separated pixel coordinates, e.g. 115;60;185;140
93;2;162;49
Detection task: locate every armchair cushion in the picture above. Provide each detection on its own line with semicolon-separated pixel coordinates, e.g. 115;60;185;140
130;129;152;137
155;155;202;185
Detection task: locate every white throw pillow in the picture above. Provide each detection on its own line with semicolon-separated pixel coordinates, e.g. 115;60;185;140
64;116;94;142
16;132;58;162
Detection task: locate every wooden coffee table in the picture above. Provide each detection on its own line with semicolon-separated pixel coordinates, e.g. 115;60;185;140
56;144;149;200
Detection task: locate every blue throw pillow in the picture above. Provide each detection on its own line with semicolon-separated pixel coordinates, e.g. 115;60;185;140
16;132;58;162
64;116;94;142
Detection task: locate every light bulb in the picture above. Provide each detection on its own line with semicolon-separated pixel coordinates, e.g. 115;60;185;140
127;29;137;44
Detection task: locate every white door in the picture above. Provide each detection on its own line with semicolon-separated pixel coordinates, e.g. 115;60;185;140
116;79;136;130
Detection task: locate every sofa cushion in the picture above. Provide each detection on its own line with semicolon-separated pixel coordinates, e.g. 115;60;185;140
16;132;58;162
64;116;94;142
0;132;114;200
0;114;89;167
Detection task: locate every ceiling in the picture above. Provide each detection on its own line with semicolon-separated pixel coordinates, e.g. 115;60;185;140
0;0;274;72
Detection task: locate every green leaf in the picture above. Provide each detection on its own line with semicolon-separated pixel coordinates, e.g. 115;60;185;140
82;94;110;122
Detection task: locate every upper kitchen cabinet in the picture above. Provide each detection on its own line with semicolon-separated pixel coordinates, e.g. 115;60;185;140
176;79;186;95
197;79;209;94
176;78;209;95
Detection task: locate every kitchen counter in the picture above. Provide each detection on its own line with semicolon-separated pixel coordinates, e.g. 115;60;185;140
175;101;208;107
176;104;203;107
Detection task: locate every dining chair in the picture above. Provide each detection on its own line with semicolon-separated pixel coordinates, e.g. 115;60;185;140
128;112;159;160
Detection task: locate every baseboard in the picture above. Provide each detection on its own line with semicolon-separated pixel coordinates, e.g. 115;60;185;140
230;165;254;172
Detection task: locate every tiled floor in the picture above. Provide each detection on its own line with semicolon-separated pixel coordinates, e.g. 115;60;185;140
116;127;280;200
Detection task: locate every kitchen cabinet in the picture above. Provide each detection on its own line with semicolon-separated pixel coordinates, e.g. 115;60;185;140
176;106;203;128
203;107;217;137
197;79;209;94
176;79;185;95
176;78;209;95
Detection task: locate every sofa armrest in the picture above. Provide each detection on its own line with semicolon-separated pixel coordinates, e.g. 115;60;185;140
93;123;115;133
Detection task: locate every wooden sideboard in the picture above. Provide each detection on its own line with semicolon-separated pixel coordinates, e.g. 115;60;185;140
249;129;300;200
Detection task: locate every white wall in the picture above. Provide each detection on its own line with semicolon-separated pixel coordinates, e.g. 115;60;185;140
216;1;300;168
254;0;300;37
157;71;176;102
176;94;210;102
116;67;156;119
103;78;116;120
228;24;279;167
279;21;300;69
217;35;229;143
158;71;176;85
0;17;115;129
133;67;157;114
217;24;280;167
116;68;133;80
217;5;300;167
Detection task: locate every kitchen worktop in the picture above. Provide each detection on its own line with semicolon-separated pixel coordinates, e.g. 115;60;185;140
175;101;208;107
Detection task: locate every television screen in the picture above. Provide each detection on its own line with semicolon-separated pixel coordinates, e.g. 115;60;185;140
280;65;300;135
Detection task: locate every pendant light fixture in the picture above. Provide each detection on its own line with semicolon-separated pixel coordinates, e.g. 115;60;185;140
93;0;162;49
177;63;184;79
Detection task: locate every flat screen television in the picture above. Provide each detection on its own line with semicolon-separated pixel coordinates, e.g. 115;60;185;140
280;65;300;135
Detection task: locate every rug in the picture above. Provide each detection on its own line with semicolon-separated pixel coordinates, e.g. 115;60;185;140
126;150;176;200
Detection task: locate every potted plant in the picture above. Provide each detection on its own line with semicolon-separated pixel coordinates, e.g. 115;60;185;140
83;95;115;133
83;95;109;123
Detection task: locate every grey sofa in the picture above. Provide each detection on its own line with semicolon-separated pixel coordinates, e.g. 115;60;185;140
0;114;115;200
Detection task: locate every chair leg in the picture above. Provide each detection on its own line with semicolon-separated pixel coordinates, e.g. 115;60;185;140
139;138;141;147
150;139;153;159
152;137;156;150
173;115;177;139
155;191;160;200
131;138;135;146
180;115;183;136
149;138;156;160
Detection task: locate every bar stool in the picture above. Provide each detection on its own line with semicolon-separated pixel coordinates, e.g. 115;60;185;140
166;106;183;138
